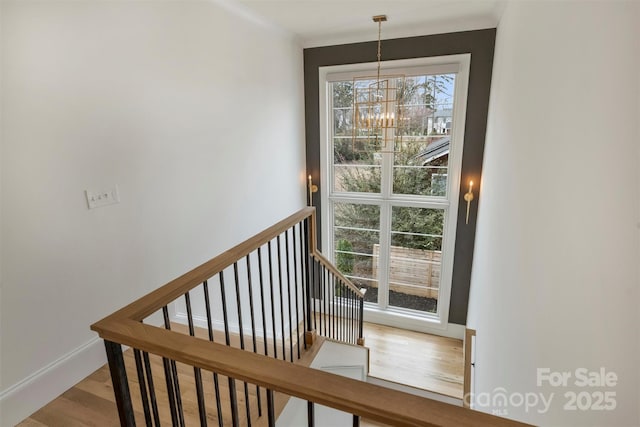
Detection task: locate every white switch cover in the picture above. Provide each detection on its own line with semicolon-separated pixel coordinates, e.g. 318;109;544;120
86;185;120;209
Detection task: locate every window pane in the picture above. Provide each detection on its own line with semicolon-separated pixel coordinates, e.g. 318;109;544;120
394;74;455;196
388;206;444;314
334;202;380;304
333;79;381;193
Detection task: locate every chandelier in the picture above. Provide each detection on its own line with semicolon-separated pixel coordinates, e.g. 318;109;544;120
352;15;406;153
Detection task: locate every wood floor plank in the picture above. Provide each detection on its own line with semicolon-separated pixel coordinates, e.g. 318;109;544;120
363;322;464;399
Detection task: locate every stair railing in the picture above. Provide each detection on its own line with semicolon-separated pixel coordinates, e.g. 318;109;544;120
91;207;529;427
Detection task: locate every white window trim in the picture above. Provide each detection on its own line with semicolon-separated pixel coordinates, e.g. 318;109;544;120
319;55;470;336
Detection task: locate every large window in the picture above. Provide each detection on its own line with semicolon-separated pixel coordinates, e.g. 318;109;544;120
320;57;470;329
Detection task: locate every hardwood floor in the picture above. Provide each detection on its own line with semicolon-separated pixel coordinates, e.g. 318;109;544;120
17;324;463;426
363;322;464;399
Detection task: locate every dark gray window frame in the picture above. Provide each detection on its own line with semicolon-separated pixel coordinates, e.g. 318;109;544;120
304;29;496;325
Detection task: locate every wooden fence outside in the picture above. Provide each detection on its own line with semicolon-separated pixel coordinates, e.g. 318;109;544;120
372;244;441;299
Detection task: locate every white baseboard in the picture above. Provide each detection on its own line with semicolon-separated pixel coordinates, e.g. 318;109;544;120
172;310;292;340
363;309;466;340
0;336;107;427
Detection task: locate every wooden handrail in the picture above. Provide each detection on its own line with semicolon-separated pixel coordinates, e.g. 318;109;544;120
93;319;530;427
311;251;365;298
94;207;315;323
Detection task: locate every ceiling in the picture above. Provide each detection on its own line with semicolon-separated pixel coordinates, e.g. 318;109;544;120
232;0;505;47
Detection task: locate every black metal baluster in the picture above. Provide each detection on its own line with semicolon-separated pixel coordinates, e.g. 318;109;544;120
257;247;269;357
345;287;349;343
327;265;332;337
316;260;320;336
203;281;224;427
220;271;240;427
330;274;335;340
322;263;327;338
267;241;278;359
233;263;253;427
336;276;340;341
328;271;332;340
285;230;294;362
349;286;352;343
246;254;262;416
324;266;328;338
307;401;315;427
347;288;354;342
340;282;344;342
320;264;329;337
353;290;357;344
142;352;161;427
162;306;185;427
159;331;179;427
353;414;361;427
321;264;325;336
292;224;301;359
356;291;360;344
185;291;208;426
313;258;318;333
300;222;309;349
104;340;135;427
267;389;276;427
337;281;341;342
276;235;286;360
335;278;340;341
310;257;316;334
301;250;308;349
352;289;356;344
348;289;353;344
359;293;365;345
233;264;246;349
348;285;352;343
219;271;231;346
303;218;313;344
133;349;152;427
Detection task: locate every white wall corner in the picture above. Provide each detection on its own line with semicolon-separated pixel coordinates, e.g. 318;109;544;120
209;0;295;41
0;337;107;426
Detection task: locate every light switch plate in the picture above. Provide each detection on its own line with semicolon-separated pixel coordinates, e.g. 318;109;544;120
86;185;120;209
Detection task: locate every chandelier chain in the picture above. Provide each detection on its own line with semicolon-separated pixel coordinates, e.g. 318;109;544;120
376;19;382;82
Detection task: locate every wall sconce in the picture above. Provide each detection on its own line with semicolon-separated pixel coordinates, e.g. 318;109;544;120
463;180;474;224
308;175;318;206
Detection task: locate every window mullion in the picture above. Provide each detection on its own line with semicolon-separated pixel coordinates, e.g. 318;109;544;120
377;202;392;310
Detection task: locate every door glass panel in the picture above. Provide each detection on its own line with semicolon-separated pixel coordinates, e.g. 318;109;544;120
333;202;380;304
393;74;455;196
389;206;444;313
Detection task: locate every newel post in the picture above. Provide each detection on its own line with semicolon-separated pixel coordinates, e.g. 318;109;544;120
357;288;366;346
104;340;136;427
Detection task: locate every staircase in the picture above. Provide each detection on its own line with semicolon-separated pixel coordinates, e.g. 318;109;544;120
91;207;530;427
276;339;368;426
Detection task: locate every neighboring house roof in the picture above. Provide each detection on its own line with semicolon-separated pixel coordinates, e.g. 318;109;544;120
433;108;453;118
416;136;450;165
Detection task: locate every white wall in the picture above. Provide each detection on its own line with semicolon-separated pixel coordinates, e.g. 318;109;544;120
0;0;305;424
0;0;3;410
467;1;640;426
